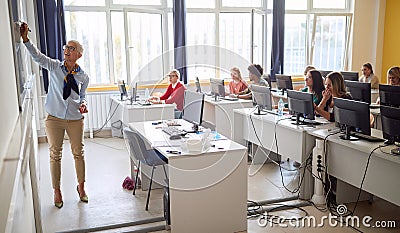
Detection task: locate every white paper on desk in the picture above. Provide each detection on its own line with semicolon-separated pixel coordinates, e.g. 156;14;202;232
152;141;182;147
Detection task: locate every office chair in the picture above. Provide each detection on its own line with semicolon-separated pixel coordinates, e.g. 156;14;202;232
123;127;168;210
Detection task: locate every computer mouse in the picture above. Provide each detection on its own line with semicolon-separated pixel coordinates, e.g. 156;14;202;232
169;135;182;140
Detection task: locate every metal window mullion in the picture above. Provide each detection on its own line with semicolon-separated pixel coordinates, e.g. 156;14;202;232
106;9;115;84
123;10;131;84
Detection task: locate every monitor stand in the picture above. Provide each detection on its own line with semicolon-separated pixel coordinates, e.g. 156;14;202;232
339;125;359;141
253;105;266;115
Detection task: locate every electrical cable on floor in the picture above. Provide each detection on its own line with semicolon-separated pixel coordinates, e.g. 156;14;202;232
90;101;121;137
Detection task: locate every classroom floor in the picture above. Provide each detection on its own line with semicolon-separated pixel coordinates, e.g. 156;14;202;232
37;136;400;233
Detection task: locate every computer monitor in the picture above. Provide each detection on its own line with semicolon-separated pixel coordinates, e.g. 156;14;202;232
287;90;315;125
319;70;332;78
118;80;127;101
250;85;272;115
128;82;138;104
195;77;201;93
379;84;400;107
210;78;225;101
182;90;205;132
345;80;371;104
380;105;400;154
341;71;359;81
276;75;293;95
334;98;371;140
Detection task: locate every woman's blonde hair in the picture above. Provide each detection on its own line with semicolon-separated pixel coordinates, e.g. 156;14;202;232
327;72;347;97
230;67;242;80
387;66;400;84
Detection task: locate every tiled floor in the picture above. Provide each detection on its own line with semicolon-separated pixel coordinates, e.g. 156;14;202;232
38;137;400;232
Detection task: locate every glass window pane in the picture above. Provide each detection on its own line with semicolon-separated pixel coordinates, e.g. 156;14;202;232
186;13;216;80
252;12;263;66
186;0;215;8
222;0;262;8
313;16;348;71
284;14;307;75
111;12;127;84
313;0;346;9
220;13;251;65
126;12;163;84
64;0;105;6
113;0;161;5
65;11;109;85
285;0;307;10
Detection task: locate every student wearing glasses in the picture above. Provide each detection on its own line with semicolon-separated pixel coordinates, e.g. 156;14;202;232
228;67;248;95
20;23;89;209
359;63;379;89
148;69;186;118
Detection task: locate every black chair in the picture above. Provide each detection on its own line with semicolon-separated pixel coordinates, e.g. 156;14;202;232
123;127;168;210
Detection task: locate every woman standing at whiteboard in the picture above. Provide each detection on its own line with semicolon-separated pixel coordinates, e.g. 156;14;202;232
20;23;89;208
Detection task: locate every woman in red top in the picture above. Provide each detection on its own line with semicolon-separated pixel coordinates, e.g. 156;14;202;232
148;69;186;112
228;67;248;95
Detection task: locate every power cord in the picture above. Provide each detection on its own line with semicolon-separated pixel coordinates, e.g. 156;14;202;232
89;100;121;137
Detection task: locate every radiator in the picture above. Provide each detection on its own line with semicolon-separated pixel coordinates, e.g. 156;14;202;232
84;92;117;137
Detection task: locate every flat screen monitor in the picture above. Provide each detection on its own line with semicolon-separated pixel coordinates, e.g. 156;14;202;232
276;75;293;95
129;82;138;103
380;105;400;154
319;70;333;78
182;90;205;131
345;80;371;104
334;98;371;140
379;84;400;107
210;78;225;100
118;80;127;100
341;71;359;81
287;90;315;125
250;85;272;115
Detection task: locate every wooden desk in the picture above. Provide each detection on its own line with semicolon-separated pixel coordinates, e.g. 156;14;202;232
203;96;253;139
308;127;400;206
129;120;248;233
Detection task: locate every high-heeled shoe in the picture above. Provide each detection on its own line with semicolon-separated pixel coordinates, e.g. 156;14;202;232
54;201;64;209
76;186;88;203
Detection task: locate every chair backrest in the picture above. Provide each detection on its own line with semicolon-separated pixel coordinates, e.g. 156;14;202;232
123;127;149;164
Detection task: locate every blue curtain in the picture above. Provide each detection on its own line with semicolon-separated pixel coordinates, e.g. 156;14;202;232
270;0;285;81
35;0;66;92
173;0;188;84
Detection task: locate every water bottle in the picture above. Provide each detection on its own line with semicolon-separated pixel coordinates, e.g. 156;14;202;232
144;88;150;99
278;98;284;116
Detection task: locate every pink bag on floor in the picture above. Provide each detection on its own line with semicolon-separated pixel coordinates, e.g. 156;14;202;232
122;176;134;190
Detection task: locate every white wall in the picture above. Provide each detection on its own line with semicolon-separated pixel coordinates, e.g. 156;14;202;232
0;0;20;167
351;0;386;79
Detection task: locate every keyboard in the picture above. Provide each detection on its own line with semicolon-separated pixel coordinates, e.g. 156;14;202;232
351;132;385;142
162;126;187;137
137;101;151;106
221;97;239;101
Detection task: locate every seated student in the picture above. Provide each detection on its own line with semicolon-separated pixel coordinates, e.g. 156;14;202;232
376;66;400;104
233;64;268;100
302;69;325;105
148;69;186;118
228;67;248;95
359;63;380;89
314;72;352;122
297;65;316;91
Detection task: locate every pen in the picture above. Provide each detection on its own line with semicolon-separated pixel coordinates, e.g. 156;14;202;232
166;150;181;154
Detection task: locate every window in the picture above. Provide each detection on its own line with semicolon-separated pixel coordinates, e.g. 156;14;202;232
284;0;352;75
64;0;353;85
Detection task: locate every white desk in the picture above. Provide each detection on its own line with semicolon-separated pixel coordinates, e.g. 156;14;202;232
308;128;400;206
129;120;248;233
203;96;253;139
110;96;175;136
233;108;332;199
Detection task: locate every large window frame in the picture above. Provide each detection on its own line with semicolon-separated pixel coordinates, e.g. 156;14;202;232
64;0;354;86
